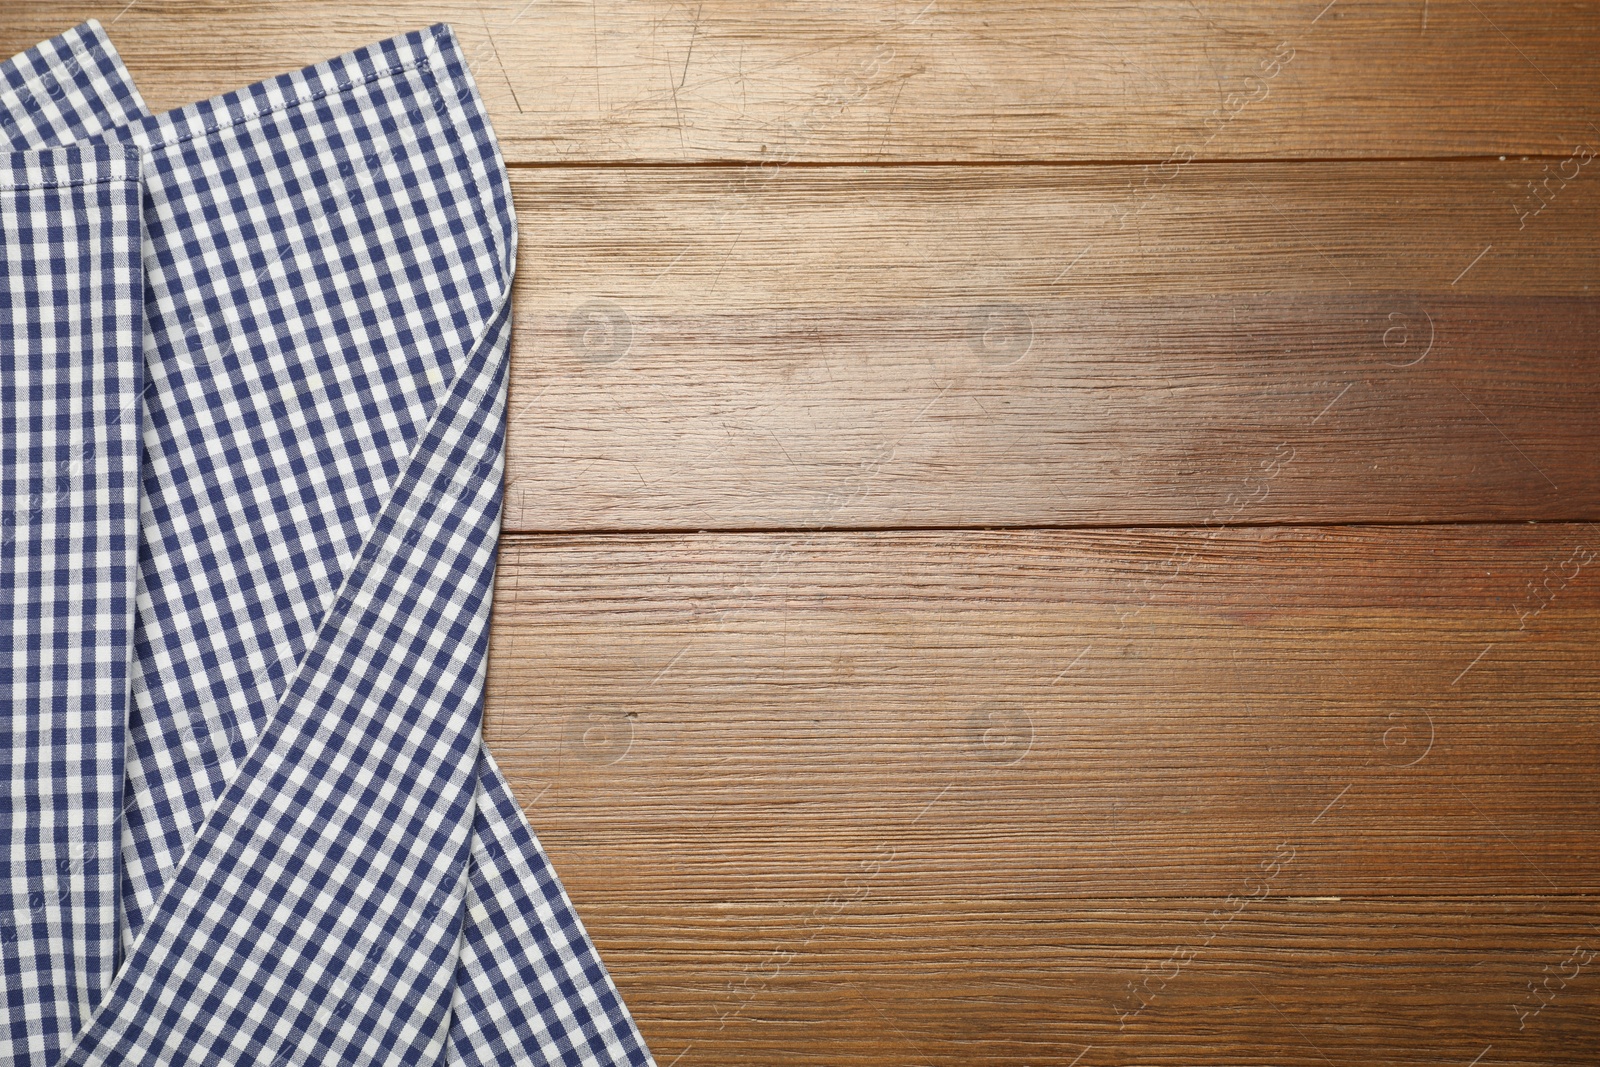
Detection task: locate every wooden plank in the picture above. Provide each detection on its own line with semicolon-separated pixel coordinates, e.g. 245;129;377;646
485;525;1600;903
589;899;1600;1067
8;2;1598;163
503;162;1600;531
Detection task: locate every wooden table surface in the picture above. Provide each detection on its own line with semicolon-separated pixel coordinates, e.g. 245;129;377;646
7;3;1598;1064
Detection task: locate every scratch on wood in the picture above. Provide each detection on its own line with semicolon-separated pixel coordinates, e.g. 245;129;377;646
1453;786;1564;891
650;644;692;685
876;76;906;160
1312;783;1352;824
1051;645;1093;683
479;10;525;113
912;782;952;824
1466;0;1564;93
1051;243;1093;284
681;4;703;90
1450;642;1494;685
665;57;688;153
1451;242;1492;285
1451;383;1559;490
1245;978;1338;1067
1310;381;1352;425
708;224;747;291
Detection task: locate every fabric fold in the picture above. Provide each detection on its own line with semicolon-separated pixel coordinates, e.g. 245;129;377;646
2;20;653;1067
0;21;146;149
0;137;144;1066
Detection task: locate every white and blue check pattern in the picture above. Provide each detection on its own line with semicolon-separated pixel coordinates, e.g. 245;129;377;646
0;140;143;1067
2;20;652;1066
0;22;147;150
0;26;146;1059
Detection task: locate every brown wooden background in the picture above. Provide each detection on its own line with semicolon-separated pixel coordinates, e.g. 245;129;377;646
7;2;1599;1064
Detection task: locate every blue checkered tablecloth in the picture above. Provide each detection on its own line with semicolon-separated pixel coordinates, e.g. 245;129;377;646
0;20;653;1067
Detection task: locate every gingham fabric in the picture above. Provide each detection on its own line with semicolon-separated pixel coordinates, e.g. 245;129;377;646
1;20;653;1067
0;22;148;150
0;138;143;1064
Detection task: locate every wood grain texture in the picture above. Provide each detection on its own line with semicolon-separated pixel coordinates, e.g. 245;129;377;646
5;2;1599;162
505;163;1600;531
487;525;1600;900
585;899;1600;1067
486;526;1600;1063
6;4;1597;1064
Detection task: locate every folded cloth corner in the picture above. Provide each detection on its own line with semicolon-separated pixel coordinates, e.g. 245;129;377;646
1;20;653;1067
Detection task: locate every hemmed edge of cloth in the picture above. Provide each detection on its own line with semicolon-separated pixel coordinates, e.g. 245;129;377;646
0;141;141;189
0;21;149;147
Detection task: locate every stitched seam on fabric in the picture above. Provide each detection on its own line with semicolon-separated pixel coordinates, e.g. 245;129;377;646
260;302;509;732
60;297;515;1064
416;24;510;293
129;38;504;776
0;174;135;191
0;24;108;129
141;57;430;152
